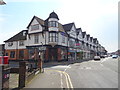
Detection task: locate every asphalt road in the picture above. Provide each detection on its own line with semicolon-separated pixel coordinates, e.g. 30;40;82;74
47;57;118;88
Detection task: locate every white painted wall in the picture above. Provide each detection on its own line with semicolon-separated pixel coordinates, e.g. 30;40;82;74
27;33;45;46
49;27;58;31
18;40;27;49
5;40;27;50
69;25;77;38
48;18;58;22
57;32;67;46
5;41;18;50
78;31;83;41
28;18;43;34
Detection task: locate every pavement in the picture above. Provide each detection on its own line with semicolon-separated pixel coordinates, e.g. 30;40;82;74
9;59;85;89
9;74;19;89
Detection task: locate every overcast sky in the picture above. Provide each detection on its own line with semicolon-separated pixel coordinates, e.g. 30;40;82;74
0;0;119;53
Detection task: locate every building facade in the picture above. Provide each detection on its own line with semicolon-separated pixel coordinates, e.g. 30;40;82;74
4;12;107;61
0;44;5;56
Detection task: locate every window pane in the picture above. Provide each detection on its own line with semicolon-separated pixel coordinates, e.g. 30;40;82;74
31;24;39;30
10;51;15;58
19;50;24;59
56;22;58;27
34;34;39;44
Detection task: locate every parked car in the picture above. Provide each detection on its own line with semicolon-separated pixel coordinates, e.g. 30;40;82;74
112;55;118;59
100;55;105;58
94;56;101;60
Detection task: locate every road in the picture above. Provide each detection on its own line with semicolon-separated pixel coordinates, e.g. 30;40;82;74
25;57;118;89
46;57;118;88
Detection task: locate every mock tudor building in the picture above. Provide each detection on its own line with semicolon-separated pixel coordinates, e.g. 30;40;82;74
4;12;107;61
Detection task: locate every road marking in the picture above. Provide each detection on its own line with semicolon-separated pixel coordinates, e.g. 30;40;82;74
47;69;74;89
51;65;71;69
63;71;74;89
60;73;63;88
64;65;71;72
101;59;106;63
79;67;91;70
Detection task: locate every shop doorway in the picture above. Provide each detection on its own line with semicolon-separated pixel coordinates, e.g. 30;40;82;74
48;48;58;61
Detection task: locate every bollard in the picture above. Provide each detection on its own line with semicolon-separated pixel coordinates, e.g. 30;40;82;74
19;61;26;89
0;64;10;90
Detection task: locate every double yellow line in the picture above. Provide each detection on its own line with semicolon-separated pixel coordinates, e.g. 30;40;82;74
48;69;74;89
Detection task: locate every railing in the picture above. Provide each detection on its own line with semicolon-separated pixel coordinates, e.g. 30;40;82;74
9;59;41;89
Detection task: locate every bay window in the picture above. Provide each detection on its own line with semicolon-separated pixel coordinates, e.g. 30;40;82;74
49;32;58;42
49;21;58;27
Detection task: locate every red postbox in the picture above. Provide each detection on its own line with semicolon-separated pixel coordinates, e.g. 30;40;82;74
3;56;9;64
0;56;3;64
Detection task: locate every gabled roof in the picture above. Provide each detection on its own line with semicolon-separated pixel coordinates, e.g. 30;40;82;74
87;34;90;40
90;37;93;42
82;32;86;38
4;30;28;42
76;28;82;35
93;38;97;43
62;23;74;31
27;16;44;28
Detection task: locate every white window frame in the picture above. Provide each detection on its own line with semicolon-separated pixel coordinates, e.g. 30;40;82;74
34;34;39;44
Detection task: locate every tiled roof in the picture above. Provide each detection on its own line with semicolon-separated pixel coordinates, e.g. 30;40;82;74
93;38;97;43
48;11;59;20
90;37;93;42
76;28;82;35
62;23;74;31
87;34;90;40
4;30;28;42
82;32;86;38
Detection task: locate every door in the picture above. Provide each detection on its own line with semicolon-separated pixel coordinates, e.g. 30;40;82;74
48;48;57;61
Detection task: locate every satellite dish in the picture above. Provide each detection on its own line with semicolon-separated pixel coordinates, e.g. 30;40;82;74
0;0;6;5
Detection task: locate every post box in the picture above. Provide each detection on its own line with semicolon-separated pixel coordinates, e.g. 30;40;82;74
3;56;9;64
0;56;2;64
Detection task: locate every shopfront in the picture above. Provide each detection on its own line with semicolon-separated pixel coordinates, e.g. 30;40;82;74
76;49;83;60
68;48;76;61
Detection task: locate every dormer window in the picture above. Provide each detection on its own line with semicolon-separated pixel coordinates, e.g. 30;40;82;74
49;21;58;27
31;24;39;30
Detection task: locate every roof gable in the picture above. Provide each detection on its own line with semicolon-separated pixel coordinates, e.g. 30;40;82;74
82;32;86;38
62;23;74;31
4;30;28;42
27;16;44;29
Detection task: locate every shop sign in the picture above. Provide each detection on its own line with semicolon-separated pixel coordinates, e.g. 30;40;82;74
69;48;76;52
76;43;80;46
60;32;66;36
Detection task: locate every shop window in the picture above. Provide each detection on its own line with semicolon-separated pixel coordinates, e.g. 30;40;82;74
34;34;39;44
31;24;39;30
49;32;58;42
10;51;15;58
19;50;24;59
